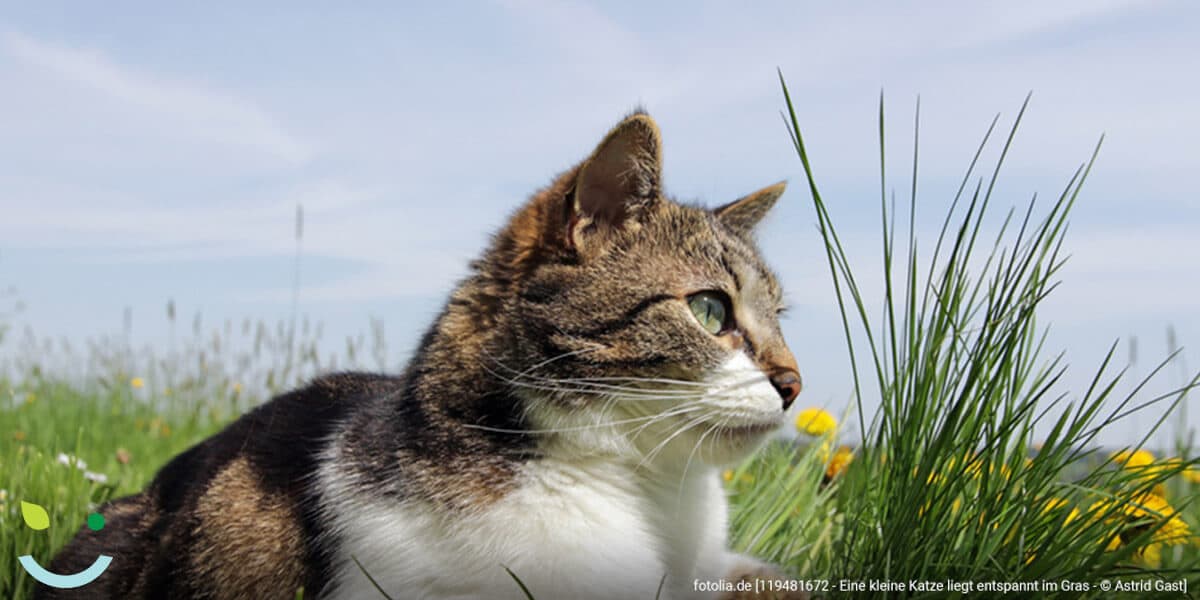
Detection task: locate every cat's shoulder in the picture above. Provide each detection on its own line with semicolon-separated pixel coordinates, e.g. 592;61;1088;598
148;371;402;504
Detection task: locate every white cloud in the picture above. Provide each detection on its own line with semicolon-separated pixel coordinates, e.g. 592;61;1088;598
1;30;312;164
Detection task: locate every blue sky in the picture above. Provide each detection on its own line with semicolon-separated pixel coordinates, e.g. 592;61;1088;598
1;1;1197;447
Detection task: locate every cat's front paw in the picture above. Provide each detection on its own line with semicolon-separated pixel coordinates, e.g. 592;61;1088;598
718;559;810;600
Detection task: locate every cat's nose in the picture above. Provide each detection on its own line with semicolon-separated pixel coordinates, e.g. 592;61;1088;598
769;370;802;410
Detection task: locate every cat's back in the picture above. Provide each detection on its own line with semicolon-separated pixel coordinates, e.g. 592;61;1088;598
39;371;399;600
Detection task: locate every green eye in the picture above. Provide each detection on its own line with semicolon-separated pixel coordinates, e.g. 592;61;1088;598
688;291;731;335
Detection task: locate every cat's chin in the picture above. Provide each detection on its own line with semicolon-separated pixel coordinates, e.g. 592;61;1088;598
704;417;783;464
715;420;781;439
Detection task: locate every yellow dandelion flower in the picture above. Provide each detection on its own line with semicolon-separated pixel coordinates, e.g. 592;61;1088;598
1141;543;1166;566
1184;467;1200;485
1113;450;1171;496
1128;493;1191;543
1111;449;1155;468
722;470;735;483
1089;493;1191;561
1156;457;1200;485
825;445;854;481
130;377;145;389
795;407;836;436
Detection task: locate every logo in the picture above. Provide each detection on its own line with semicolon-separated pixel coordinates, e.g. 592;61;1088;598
18;501;113;589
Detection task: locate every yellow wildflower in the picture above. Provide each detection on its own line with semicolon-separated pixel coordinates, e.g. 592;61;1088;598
1126;493;1190;542
795;407;836;436
130;377;145;389
1090;493;1191;563
1111;449;1155;468
824;445;854;481
1112;450;1168;496
13;430;26;442
1157;457;1200;485
1185;467;1200;485
722;470;734;483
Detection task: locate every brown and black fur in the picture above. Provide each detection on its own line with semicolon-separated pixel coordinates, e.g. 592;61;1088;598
43;110;801;599
41;374;379;598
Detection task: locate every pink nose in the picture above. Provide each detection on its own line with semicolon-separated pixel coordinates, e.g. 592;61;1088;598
769;370;802;410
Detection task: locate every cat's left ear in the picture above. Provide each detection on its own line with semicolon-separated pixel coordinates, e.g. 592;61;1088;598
569;112;663;250
714;181;786;235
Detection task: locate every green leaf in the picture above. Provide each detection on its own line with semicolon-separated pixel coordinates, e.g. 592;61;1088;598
21;501;50;530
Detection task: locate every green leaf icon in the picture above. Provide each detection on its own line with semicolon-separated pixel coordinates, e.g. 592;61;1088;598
21;501;50;531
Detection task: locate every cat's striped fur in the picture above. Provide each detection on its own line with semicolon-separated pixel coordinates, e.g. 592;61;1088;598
42;112;804;599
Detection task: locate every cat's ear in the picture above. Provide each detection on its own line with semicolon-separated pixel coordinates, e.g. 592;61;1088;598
714;181;786;235
569;112;662;249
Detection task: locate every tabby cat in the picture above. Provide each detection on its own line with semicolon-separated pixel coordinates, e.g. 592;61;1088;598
43;112;805;599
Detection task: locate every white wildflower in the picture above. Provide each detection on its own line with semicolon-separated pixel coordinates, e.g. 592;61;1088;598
83;471;109;485
56;453;88;471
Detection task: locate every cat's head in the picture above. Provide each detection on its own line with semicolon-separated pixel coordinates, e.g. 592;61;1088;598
470;112;800;468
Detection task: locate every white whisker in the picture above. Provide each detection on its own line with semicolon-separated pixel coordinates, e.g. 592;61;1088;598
461;406;703;436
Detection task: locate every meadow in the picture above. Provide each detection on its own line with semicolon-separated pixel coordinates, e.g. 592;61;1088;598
2;79;1198;598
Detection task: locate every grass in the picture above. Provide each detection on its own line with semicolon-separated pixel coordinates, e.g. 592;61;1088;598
2;78;1199;598
720;74;1200;596
0;315;356;599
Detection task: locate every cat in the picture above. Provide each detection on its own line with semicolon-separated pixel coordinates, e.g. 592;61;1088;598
41;111;806;600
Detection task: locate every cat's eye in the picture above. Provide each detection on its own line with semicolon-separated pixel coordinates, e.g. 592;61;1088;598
687;291;732;335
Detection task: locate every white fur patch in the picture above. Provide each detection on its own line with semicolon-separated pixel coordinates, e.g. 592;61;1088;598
700;352;785;418
318;351;783;599
320;455;739;599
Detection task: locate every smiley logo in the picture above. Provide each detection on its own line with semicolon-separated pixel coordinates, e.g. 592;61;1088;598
18;501;112;589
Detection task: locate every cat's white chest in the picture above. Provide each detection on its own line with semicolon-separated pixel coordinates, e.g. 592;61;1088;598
322;458;731;600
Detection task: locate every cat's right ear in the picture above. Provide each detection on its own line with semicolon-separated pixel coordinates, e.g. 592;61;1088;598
567;112;663;252
714;181;786;236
